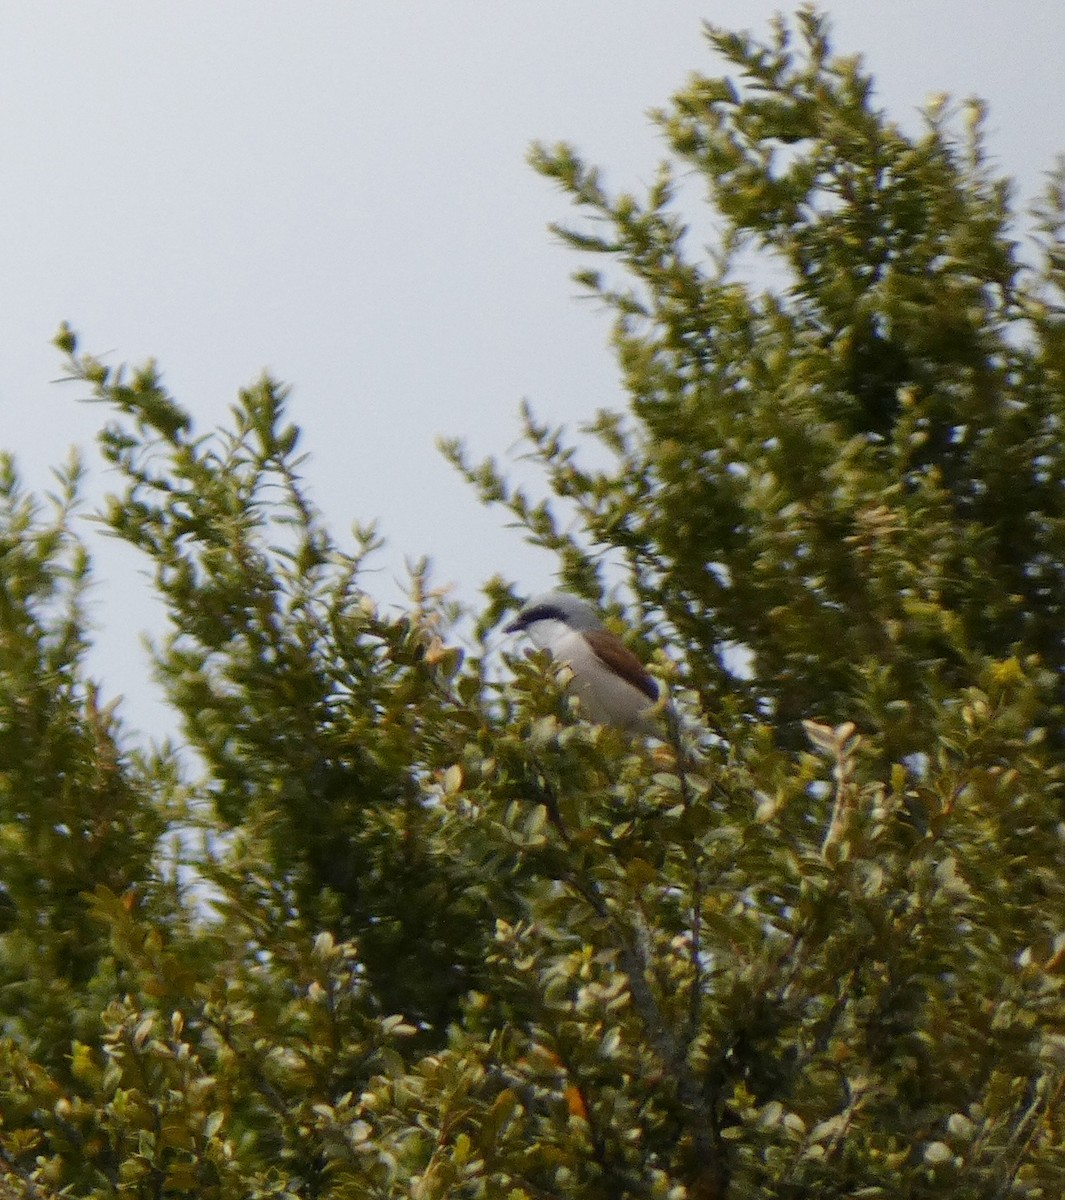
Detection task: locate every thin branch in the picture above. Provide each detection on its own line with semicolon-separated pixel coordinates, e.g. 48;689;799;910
563;868;726;1189
993;1069;1065;1198
665;702;706;1049
0;1146;47;1200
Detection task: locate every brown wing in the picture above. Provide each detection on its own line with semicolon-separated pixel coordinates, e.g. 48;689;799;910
583;629;659;701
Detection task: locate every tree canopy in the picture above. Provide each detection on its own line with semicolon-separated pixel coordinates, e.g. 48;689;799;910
1;9;1063;1198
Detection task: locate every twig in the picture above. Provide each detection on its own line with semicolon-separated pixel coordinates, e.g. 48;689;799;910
563;868;726;1190
992;1069;1065;1198
0;1145;46;1200
665;703;706;1049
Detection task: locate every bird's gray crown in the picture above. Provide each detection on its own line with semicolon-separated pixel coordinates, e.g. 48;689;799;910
504;590;603;634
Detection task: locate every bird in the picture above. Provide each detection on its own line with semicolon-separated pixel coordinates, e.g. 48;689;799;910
504;590;661;735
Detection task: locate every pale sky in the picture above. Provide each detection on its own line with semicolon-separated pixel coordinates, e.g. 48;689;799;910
1;3;1063;734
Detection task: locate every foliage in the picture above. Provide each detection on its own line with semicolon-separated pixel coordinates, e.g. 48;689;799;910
2;9;1064;1198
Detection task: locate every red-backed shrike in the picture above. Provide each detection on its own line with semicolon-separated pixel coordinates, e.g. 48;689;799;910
504;591;660;736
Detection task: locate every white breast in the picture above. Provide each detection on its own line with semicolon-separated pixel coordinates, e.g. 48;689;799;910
526;620;656;733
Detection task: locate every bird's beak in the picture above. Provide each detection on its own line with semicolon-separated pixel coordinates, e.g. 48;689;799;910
503;616;522;634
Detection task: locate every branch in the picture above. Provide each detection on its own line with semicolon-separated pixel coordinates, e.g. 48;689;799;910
563;869;726;1193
